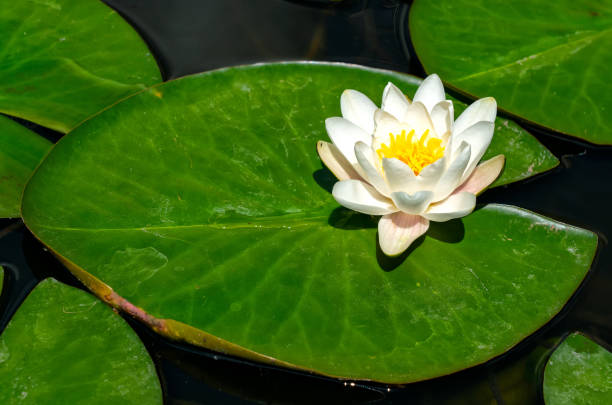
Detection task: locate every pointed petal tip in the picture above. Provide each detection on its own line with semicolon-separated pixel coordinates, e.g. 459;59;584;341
424;73;441;83
340;89;377;133
480;96;497;110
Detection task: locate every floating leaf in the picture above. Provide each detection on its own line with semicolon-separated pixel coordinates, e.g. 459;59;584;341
0;0;161;132
0;116;52;218
0;278;162;404
409;0;612;144
22;62;591;383
543;333;612;404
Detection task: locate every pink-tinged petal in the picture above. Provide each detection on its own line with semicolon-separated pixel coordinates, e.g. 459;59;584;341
401;101;436;136
423;192;476;222
430;100;454;138
382;157;419;194
432;141;471;201
317;141;363;181
454;155;505;195
325;117;371;166
340;89;377;133
332;179;397;215
391;190;434;215
381;82;411;120
413;74;445;113
378;212;429;256
452;97;497;137
354;141;390;196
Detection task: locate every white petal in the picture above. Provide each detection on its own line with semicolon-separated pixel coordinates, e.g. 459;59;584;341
317;141;363;181
413;74;446;113
416;155;448;190
354;142;390;196
373;109;403;142
433;141;471;201
430;100;454;138
452;97;497;137
452;121;495;182
332;179;397;215
325;117;371;166
454;154;505;195
401;101;436;136
378;212;429;256
391;190;434;215
341;89;378;134
381;82;411;120
382;158;419;194
423;192;476;222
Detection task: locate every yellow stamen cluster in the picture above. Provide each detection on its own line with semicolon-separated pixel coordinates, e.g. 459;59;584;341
376;129;444;175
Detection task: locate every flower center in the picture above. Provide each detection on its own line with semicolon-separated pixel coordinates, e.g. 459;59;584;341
376;129;445;175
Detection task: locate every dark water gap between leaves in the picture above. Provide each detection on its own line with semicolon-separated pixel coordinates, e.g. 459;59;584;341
1;0;611;403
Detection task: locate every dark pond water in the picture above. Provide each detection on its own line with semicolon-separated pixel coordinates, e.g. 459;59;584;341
1;0;611;403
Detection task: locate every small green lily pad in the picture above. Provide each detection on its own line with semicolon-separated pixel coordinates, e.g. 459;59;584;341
0;116;52;218
22;62;590;383
0;0;161;132
0;278;162;404
409;0;612;144
543;333;612;404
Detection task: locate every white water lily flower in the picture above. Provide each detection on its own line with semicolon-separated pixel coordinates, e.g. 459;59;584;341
317;74;505;256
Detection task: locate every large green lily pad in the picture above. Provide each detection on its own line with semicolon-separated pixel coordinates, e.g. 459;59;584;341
543;333;612;404
0;116;52;218
409;0;612;144
0;0;161;133
22;62;592;383
0;278;162;404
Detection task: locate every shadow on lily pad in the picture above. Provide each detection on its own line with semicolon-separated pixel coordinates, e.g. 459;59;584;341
376;219;464;272
327;207;377;229
327;207;466;271
427;218;465;244
375;234;424;272
312;167;336;194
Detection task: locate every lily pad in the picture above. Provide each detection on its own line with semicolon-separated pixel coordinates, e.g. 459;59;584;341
22;62;592;383
543;333;612;404
0;116;52;218
409;0;612;144
0;278;162;404
0;0;161;133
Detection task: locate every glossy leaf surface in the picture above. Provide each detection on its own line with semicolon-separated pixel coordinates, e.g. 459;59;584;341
543;333;612;404
410;0;612;144
0;0;161;132
0;116;52;218
0;278;162;404
22;63;592;383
